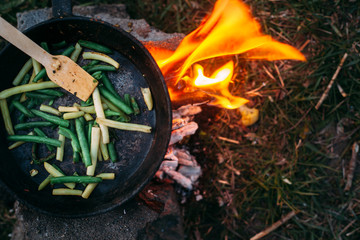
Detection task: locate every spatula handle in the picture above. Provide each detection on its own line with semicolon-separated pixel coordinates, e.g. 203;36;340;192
0;17;52;66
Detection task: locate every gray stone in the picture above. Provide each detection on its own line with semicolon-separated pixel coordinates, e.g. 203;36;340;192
16;4;184;49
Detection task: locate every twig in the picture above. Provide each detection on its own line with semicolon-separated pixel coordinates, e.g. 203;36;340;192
262;66;276;81
344;142;359;191
336;83;347;97
274;64;284;87
339;219;357;237
298;39;311;52
218;136;240;144
315;53;348;110
250;210;297;240
225;163;241;175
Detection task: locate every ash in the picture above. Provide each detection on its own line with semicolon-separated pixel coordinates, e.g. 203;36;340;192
156;104;203;201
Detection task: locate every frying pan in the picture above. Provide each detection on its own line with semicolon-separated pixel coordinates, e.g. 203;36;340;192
0;0;172;217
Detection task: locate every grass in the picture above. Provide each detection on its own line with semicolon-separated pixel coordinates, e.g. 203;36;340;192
1;0;359;239
182;1;360;239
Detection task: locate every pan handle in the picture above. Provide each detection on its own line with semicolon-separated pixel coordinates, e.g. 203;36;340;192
52;0;73;18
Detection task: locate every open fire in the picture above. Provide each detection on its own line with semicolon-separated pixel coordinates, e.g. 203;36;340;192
146;0;306;190
146;0;305;111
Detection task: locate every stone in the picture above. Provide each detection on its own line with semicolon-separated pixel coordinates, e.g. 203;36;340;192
16;4;185;49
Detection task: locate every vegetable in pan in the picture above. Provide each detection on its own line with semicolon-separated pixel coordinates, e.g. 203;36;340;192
1;39;154;199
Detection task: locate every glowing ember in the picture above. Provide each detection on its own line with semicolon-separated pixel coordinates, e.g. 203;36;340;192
146;0;306;110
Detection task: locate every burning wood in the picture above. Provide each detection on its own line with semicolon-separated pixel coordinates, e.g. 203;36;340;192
170;122;198;146
156;104;202;190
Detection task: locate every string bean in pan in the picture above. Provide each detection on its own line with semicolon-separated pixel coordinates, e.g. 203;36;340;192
1;40;154;198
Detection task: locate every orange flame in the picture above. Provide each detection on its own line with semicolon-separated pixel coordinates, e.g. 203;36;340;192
147;0;306;108
191;61;248;108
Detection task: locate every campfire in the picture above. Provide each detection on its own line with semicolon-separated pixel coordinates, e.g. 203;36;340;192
146;0;305;190
146;0;305;107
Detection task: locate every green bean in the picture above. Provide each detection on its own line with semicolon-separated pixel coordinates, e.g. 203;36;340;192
73;124;85;164
58;127;81;153
9;94;21;113
100;96;130;122
33;127;54;151
25;92;58;100
7;135;62;147
15;97;35;121
81;97;93;106
87;121;94;147
26;98;37;109
75;118;92;167
20;73;31;86
89;60;100;66
38;175;51;191
86;65;117;74
78;40;112;54
91;71;102;80
65;119;81;163
73;151;81;163
32;68;47;83
50;176;102;184
104;109;124;117
12;59;32;86
12;100;34;118
79;116;86;127
108;141;117;163
40;42;49;52
124;94;131;107
114;115;131;122
0;81;59;99
0;99;15;135
53;188;82;196
14;121;54;131
51;40;67;49
130;97;140;115
40;152;56;162
31;109;70;128
69;120;76;134
96;117;151;133
70;43;82;62
73;172;87;187
61;45;75;57
98;87;133;115
101;72;118;96
82;60;101;71
32;58;41;75
141;87;153;111
51;164;65;175
35;89;64;97
39;104;61;116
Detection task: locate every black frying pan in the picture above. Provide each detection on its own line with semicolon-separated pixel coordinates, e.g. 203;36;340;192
0;0;172;217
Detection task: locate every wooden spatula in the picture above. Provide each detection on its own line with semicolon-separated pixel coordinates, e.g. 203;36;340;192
0;17;98;101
